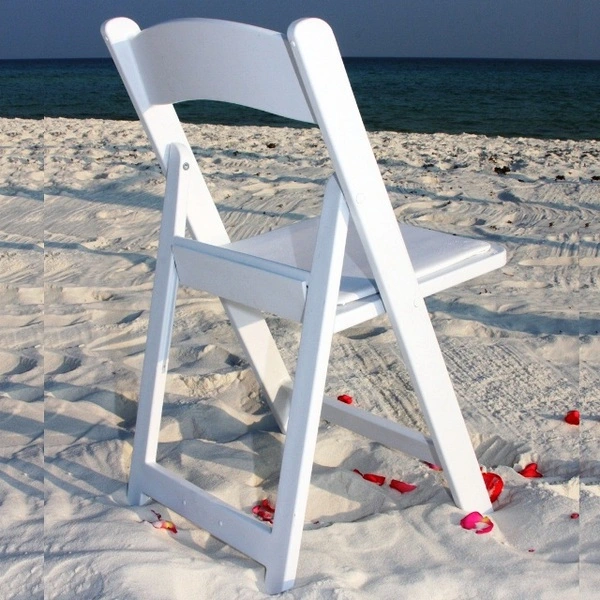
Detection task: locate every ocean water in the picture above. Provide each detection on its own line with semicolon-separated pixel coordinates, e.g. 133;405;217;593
1;57;599;140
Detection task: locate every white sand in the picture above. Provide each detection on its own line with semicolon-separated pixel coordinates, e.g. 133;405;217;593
2;116;598;598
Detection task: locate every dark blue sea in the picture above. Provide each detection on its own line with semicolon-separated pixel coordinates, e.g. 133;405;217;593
1;57;599;140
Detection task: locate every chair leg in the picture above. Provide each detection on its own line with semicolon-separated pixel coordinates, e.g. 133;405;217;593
346;178;490;513
263;177;350;593
222;300;294;433
127;254;179;505
387;299;492;514
263;317;335;593
420;365;491;513
128;144;188;505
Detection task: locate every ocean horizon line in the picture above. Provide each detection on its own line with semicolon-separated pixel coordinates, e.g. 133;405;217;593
2;56;599;64
1;57;598;140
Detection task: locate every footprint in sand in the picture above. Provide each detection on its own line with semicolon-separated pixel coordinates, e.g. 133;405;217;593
2;355;38;377
474;434;532;467
45;356;82;378
46;286;117;304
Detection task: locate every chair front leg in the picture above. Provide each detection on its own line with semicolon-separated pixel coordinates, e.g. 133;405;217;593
264;177;349;593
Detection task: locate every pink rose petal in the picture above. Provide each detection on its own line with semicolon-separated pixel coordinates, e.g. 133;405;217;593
460;511;494;534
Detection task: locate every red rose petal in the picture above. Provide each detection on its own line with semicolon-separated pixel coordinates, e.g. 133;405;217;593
390;479;417;493
255;508;274;523
363;473;386;485
482;472;504;503
520;463;543;478
252;499;276;523
564;410;580;425
337;394;353;404
423;461;443;471
570;512;579;519
353;469;386;485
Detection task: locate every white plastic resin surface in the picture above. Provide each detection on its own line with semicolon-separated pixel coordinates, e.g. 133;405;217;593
228;218;506;303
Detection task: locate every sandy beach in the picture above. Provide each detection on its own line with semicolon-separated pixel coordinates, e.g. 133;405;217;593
2;116;598;598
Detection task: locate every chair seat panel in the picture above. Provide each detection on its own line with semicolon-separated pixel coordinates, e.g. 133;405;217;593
227;218;506;305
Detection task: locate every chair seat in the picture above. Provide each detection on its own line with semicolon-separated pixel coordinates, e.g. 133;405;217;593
227;217;506;303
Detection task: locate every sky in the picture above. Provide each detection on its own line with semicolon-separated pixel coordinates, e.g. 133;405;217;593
1;0;599;61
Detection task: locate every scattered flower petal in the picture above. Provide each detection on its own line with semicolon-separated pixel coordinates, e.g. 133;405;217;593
460;512;483;529
353;469;386;485
252;499;276;524
570;512;579;519
390;479;417;493
337;394;353;404
423;462;443;471
152;519;178;533
482;472;504;503
148;510;178;533
520;463;543;478
564;410;580;425
460;511;494;534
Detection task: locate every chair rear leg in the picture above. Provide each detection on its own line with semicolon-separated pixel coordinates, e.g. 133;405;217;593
386;298;492;514
222;300;294;433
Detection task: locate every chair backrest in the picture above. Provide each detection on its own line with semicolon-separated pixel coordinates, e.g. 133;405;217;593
102;17;419;305
102;18;316;171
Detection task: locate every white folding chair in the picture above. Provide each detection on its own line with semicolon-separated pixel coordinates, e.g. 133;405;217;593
102;17;506;593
